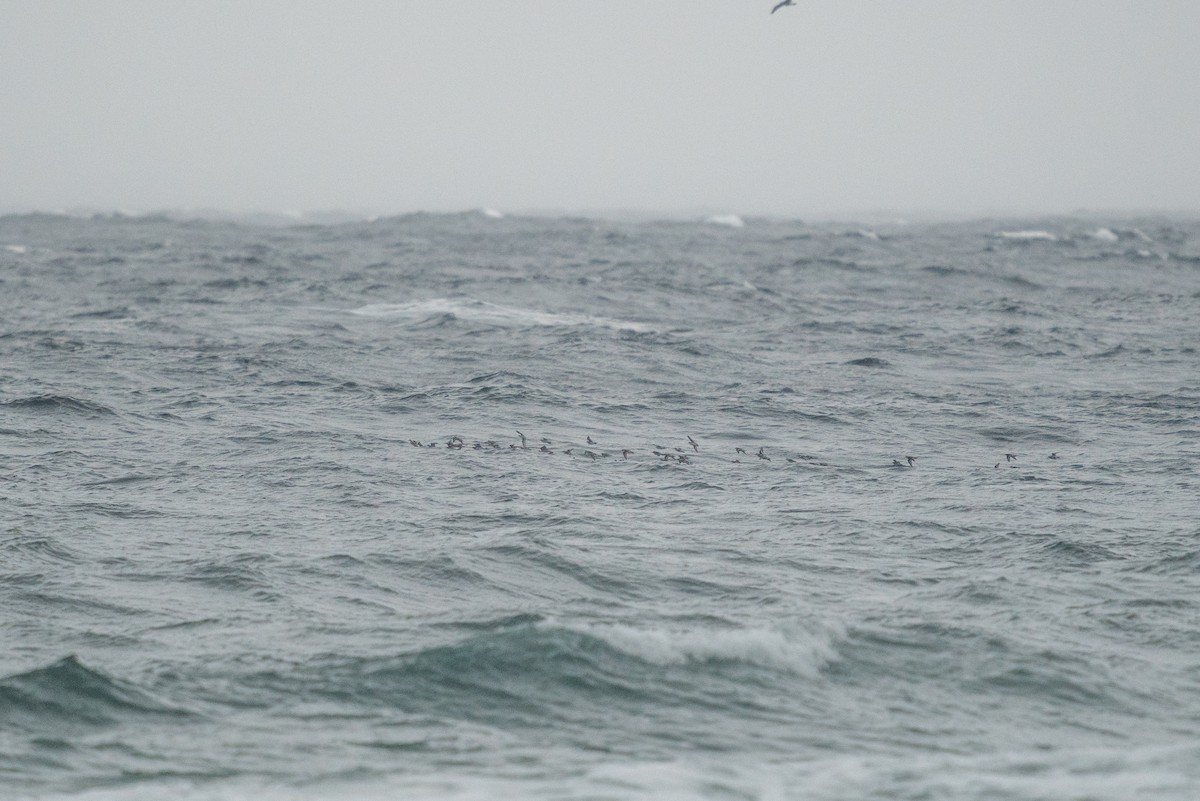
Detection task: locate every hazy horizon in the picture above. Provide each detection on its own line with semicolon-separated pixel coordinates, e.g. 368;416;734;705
3;1;1199;218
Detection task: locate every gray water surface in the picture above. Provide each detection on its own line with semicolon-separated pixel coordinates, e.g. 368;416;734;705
2;212;1198;800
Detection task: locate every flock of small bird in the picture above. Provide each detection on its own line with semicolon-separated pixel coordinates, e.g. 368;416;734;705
400;432;1059;469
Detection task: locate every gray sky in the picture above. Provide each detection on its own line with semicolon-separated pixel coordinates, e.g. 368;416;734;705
2;1;1198;217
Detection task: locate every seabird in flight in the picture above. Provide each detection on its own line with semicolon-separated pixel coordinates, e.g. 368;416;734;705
771;0;796;13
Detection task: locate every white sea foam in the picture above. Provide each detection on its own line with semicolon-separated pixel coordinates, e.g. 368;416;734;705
856;229;880;240
480;208;505;219
348;298;652;332
1090;227;1120;241
3;244;27;254
705;214;745;228
566;621;841;677
998;229;1058;241
39;743;1198;801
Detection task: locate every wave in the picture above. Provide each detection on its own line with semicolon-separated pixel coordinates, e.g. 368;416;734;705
277;620;840;730
704;214;745;228
1132;549;1200;576
347;298;652;332
921;264;968;276
0;656;189;729
0;394;116;416
844;357;891;368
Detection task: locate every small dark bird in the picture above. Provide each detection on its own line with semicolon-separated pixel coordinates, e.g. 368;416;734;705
564;448;574;456
621;449;633;460
906;456;916;466
893;460;904;467
1005;453;1016;462
736;447;747;455
1049;452;1059;460
771;0;796;13
584;450;597;460
757;447;770;461
587;436;597;445
688;436;699;452
517;431;527;449
539;445;553;454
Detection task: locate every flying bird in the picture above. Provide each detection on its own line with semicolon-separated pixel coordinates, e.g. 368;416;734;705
771;0;796;13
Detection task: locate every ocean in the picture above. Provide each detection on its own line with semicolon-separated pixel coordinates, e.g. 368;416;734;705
1;211;1198;800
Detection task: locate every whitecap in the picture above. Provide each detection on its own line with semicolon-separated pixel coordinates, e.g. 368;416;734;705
856;229;880;240
1090;227;1119;242
3;244;27;254
567;620;841;677
348;298;652;332
998;230;1058;241
480;208;505;219
705;214;745;228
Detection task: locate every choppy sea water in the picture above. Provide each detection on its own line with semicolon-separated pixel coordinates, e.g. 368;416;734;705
1;211;1198;800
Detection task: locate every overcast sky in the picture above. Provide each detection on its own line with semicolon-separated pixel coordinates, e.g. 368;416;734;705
2;1;1198;217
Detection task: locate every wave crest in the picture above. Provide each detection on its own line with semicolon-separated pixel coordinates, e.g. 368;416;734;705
573;621;840;677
